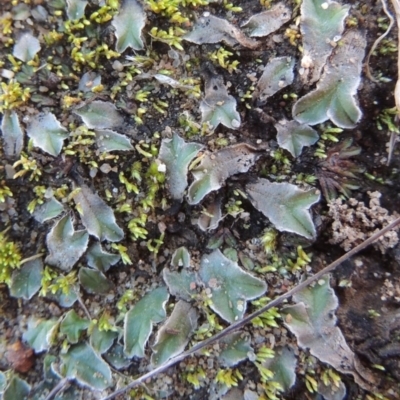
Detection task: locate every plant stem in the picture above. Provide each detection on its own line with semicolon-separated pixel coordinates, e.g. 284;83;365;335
44;378;70;400
20;253;44;266
391;0;400;115
365;0;394;82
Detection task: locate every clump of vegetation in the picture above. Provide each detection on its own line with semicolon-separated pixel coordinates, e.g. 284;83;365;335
0;80;30;112
0;230;21;284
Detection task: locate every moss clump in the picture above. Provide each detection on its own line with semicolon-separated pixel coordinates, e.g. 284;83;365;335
0;80;31;112
0;230;21;285
0;183;12;203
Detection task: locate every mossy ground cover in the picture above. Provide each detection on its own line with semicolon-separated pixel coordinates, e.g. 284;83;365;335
1;0;400;399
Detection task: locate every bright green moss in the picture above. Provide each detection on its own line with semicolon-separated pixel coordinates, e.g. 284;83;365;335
0;230;22;285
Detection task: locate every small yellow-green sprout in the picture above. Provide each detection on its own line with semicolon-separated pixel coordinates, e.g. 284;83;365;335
240;86;255;110
27;185;46;213
62;95;82;109
376;107;400;133
321;368;342;388
98;311;118;331
251;307;281;328
117;289;135;312
260;380;284;400
185;366;206;389
178;112;201;136
305;374;318;393
346;16;358;27
368;309;381;318
116;202;133;214
209;47;239;72
0;183;12;203
150;27;185;51
147;233;165;255
135;88;151;103
225;198;244;217
0;80;30;112
119;172;139;194
214;136;229;147
130;161;143;182
314;141;327;159
259;0;272;7
286;246;311;273
144;0;209;24
366;394;391;400
128;214;148;240
180;77;202;98
194;303;223;340
135;143;154;158
255;362;274;381
377;39;397;56
50;271;77;295
153;99;169;115
43;30;64;45
111;243;132;265
282;92;298;100
255;346;275;363
215;368;243;388
0;12;13;35
320;126;343;142
67;188;82;203
40;266;58;296
13;154;42;181
295;173;317;185
285;27;301;46
271;148;291;166
90;4;118;23
134;107;148;124
128;388;155;400
0;230;22;285
223;0;242;12
7;55;22;71
260;228;278;255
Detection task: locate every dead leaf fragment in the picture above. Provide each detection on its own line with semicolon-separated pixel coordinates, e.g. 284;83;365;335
184;14;259;49
151;300;198;366
282;276;377;392
188;143;260;204
73;184;124;242
293;30;366;129
241;3;292;37
299;0;350;84
200;70;241;131
198;197;223;231
254;57;295;103
46;214;89;271
246;179;320;239
6;340;35;373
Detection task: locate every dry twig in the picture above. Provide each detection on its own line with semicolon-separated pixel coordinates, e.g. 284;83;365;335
391;0;400;115
389;0;400;164
365;0;394;82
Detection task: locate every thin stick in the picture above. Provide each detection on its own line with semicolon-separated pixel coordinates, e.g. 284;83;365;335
365;0;395;82
387;129;398;165
76;290;91;320
101;216;400;400
44;378;69;400
19;253;44;266
391;0;400;115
